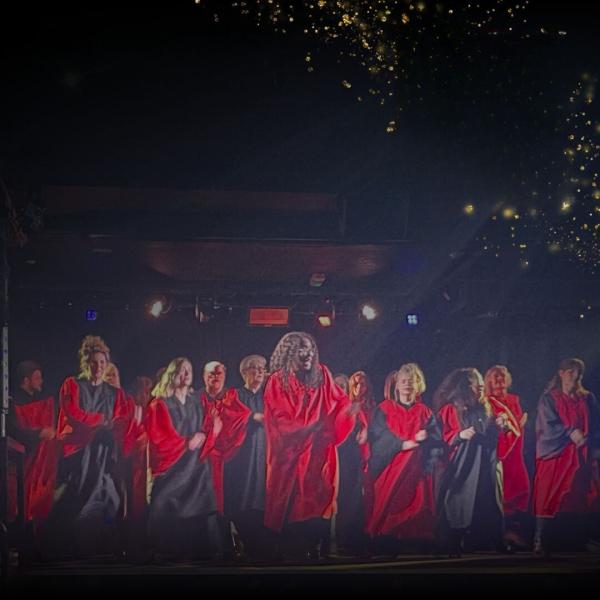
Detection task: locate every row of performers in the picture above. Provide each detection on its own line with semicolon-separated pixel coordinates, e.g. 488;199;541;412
8;332;600;560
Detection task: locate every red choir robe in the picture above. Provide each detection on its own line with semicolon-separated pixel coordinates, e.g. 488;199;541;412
489;393;530;514
8;392;61;521
54;377;133;541
366;397;439;539
122;397;151;519
200;388;252;514
533;389;600;517
57;376;130;456
145;392;223;558
145;395;217;475
263;365;355;532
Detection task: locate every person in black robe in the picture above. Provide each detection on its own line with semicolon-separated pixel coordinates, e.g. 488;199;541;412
146;357;223;561
433;367;505;556
51;335;130;558
224;354;271;559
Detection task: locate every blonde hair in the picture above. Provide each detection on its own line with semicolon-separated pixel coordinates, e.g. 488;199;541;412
394;362;426;401
383;370;397;401
348;371;374;405
152;357;192;398
484;365;513;396
104;362;121;388
77;335;110;380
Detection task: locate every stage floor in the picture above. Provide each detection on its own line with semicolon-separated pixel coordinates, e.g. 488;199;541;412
5;552;600;596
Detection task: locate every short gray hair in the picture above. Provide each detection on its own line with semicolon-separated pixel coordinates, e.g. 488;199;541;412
239;354;267;377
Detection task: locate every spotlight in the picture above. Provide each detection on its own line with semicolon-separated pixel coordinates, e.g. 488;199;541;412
360;303;378;321
146;295;171;319
86;309;97;321
317;315;333;327
406;314;418;326
316;299;335;327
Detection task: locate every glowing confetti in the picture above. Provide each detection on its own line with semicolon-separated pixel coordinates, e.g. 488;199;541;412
200;1;535;120
474;73;600;272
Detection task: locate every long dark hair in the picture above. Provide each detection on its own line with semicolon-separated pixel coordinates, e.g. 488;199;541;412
433;367;481;415
544;357;588;395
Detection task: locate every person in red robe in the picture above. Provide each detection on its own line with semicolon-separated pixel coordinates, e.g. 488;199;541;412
532;358;600;554
383;370;398;402
263;331;355;560
52;335;131;557
8;360;61;553
366;363;441;555
434;368;505;556
199;361;251;558
484;365;530;549
146;357;223;560
199;361;251;515
335;370;373;556
123;375;153;522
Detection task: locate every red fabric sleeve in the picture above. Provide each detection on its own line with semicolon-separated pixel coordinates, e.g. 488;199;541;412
438;403;462;446
213;388;252;461
112;388;132;449
145;398;187;476
323;367;355;446
58;377;104;456
490;395;521;461
58;377;104;433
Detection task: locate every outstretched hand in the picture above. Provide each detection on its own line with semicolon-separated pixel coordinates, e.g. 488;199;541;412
459;426;476;441
415;429;428;442
570;428;586;448
356;428;368;445
402;440;419;451
188;432;207;451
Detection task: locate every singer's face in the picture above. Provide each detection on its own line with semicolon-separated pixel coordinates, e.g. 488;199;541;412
396;374;415;399
489;369;507;396
293;338;315;372
243;360;267;389
351;373;368;399
90;352;108;382
559;367;581;394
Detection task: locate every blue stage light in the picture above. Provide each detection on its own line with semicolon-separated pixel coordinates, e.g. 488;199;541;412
406;314;418;326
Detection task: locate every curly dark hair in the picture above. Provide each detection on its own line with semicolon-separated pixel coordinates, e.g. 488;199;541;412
270;331;322;389
432;368;479;414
